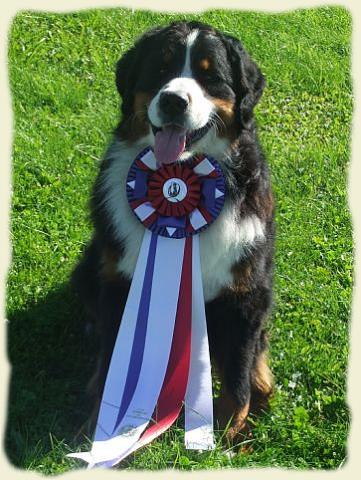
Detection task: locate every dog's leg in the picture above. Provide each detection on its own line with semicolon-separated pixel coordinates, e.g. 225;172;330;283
84;275;130;432
207;286;272;449
250;329;274;413
71;239;131;434
71;238;102;324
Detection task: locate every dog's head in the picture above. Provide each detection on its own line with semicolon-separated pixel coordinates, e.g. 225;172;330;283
115;21;265;163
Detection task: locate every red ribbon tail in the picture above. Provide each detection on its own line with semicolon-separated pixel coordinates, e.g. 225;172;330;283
139;236;193;444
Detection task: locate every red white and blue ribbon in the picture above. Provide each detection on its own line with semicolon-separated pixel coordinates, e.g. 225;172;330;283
68;148;225;468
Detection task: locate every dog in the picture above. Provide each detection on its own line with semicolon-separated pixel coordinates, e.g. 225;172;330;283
72;20;275;448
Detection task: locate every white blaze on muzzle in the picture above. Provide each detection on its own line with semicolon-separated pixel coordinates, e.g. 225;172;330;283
148;77;214;165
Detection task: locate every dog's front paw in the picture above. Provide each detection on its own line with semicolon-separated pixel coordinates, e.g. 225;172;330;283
222;419;254;453
215;396;253;452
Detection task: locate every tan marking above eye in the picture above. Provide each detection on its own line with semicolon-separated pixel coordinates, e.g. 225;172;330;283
200;58;210;70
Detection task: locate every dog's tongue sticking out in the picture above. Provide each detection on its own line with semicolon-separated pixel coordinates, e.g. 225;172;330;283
154;125;187;165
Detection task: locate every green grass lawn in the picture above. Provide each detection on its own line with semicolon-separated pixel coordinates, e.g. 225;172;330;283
5;6;352;474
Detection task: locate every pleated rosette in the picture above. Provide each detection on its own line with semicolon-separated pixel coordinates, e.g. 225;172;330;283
126;147;226;238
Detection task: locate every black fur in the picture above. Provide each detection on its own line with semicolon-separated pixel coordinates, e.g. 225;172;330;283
72;21;275;445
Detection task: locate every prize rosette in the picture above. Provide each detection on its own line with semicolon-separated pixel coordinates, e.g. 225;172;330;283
126;147;225;238
68;148;226;469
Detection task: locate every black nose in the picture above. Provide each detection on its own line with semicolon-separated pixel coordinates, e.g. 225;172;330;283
159;91;189;117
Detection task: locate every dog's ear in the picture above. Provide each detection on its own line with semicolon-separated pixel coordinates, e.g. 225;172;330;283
115;27;163;118
115;45;137;119
221;33;265;130
115;46;137;98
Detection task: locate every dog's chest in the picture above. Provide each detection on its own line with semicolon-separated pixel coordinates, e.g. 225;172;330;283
101;140;264;302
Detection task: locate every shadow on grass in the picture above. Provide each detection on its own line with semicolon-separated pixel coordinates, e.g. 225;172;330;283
4;283;98;468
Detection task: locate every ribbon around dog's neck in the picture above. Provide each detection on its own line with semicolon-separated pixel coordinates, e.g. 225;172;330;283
68;148;226;468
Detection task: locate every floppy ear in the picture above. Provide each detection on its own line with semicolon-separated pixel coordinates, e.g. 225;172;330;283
115;43;141;119
115;46;137;98
222;34;266;129
115;27;164;119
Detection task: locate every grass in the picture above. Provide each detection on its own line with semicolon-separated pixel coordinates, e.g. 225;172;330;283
5;6;352;474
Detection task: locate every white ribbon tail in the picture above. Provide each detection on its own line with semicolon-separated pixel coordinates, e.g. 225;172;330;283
184;235;215;450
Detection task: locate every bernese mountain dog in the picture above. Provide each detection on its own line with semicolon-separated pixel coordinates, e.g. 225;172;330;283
72;20;275;448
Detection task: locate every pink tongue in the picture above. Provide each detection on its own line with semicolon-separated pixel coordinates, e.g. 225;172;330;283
154;125;187;165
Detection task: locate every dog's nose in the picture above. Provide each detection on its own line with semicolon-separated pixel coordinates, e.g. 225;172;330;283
159;91;189;117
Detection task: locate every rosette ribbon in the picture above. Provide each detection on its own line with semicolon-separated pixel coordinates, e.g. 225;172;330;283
68;148;226;468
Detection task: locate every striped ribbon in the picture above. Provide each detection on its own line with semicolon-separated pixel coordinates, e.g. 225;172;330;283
68;230;215;468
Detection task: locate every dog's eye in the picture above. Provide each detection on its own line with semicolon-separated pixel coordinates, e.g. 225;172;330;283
202;72;223;84
159;51;174;75
196;62;224;84
163;51;173;63
160;47;175;65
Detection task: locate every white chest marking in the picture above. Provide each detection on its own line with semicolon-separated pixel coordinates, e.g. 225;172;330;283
100;138;265;302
